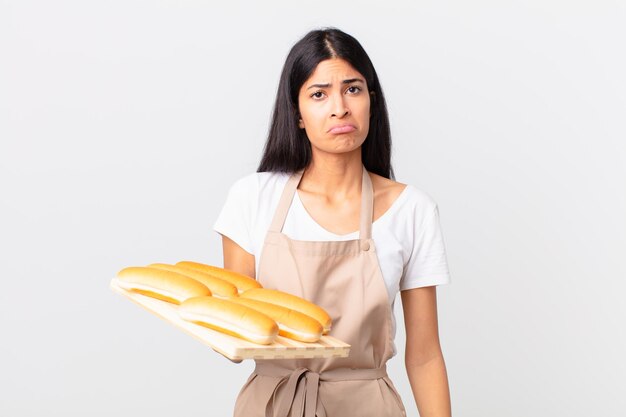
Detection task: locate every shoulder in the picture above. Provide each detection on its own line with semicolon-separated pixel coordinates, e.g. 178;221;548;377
224;172;292;212
369;172;438;214
228;171;290;193
369;172;406;204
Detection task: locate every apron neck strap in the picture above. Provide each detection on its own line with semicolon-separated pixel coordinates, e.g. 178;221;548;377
268;165;374;240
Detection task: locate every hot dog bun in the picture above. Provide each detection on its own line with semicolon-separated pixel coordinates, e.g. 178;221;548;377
179;296;278;345
229;298;323;342
147;263;238;299
175;261;261;294
240;288;332;334
116;266;211;304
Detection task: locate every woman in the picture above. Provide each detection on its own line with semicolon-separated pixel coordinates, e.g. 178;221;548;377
214;27;452;417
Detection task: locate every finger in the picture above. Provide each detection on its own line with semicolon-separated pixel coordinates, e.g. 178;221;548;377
212;347;242;363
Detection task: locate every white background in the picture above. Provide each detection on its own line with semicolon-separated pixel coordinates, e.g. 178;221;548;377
1;1;625;416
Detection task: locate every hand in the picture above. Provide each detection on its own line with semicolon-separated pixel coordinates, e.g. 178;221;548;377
212;347;243;364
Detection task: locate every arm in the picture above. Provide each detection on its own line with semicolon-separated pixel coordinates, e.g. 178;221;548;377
401;286;452;417
213;235;255;364
222;235;256;278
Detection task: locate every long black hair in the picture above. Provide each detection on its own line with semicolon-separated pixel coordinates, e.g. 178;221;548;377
257;27;395;180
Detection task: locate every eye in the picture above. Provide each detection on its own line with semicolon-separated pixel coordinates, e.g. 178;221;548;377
310;90;326;100
346;85;362;94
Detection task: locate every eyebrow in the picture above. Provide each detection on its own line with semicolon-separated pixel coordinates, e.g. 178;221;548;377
306;78;365;90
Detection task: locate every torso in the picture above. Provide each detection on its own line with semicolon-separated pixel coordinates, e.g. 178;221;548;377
295;172;407;236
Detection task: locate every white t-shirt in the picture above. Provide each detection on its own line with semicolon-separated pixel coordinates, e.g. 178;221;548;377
213;171;451;357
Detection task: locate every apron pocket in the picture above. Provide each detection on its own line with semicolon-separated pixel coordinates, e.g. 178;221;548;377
234;373;285;417
381;376;407;417
233;373;259;417
238;371;259;396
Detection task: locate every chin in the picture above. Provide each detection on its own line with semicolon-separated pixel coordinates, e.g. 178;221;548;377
329;143;363;154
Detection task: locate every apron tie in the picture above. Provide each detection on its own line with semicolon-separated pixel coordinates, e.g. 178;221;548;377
255;362;388;417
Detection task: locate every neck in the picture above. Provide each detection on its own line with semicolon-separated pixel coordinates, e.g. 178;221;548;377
300;148;363;199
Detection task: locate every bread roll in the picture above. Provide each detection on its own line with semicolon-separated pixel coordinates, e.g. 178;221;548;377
147;263;238;299
179;296;278;345
116;266;211;304
240;288;332;334
229;297;323;342
176;261;261;294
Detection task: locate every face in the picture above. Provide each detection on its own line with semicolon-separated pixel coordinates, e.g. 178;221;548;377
297;58;370;156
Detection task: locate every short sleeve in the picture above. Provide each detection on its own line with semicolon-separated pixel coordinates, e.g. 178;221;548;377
212;175;257;255
400;204;452;290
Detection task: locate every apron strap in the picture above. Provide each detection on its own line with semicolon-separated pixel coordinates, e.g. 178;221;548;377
268;166;374;242
359;167;374;241
268;169;305;234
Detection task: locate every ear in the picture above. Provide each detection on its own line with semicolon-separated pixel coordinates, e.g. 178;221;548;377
296;110;304;129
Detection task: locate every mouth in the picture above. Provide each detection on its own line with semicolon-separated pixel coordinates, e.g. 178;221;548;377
327;124;357;134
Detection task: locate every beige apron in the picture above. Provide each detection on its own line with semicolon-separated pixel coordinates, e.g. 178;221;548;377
233;166;407;417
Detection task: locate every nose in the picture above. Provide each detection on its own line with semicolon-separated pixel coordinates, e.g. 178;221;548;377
330;94;350;118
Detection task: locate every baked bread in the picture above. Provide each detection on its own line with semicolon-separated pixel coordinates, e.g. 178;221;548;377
175;261;261;294
229;297;323;342
147;263;238;299
179;296;278;345
116;266;211;304
240;288;332;334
